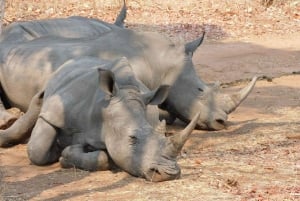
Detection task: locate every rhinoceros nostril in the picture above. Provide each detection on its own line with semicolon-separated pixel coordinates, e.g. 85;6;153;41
216;119;225;125
150;167;160;174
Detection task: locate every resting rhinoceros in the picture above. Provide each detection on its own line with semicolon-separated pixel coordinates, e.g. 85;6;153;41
0;3;127;129
0;26;256;135
0;0;256;132
0;1;126;43
25;56;199;182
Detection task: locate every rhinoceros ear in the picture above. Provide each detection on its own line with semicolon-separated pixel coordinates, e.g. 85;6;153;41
142;85;170;105
184;31;205;56
97;68;118;96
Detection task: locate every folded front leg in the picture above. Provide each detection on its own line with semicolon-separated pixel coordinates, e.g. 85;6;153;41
27;117;61;165
60;144;115;171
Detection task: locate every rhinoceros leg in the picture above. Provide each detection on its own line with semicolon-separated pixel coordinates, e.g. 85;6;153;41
158;109;177;125
0;92;43;147
27;117;62;165
59;144;115;171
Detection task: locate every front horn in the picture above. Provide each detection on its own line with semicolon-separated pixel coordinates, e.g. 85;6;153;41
169;112;200;154
223;76;258;114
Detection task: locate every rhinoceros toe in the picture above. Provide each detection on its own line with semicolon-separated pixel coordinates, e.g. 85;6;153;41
59;156;74;169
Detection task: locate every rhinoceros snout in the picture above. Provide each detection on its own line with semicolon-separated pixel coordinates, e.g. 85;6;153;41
210;117;227;130
144;165;181;182
196;111;227;131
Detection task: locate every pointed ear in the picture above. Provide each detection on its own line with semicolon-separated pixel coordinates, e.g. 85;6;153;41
185;31;205;56
97;68;118;96
142;85;170;105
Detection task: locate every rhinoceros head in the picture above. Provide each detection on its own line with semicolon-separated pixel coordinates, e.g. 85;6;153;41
100;58;199;181
160;32;257;130
104;102;200;182
138;113;200;182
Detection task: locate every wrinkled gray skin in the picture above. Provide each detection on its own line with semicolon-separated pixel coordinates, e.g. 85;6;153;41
0;1;256;133
0;28;256;134
0;1;126;43
26;56;199;182
0;3;126;129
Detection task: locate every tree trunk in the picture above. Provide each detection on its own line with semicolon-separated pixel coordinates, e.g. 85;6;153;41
0;0;5;33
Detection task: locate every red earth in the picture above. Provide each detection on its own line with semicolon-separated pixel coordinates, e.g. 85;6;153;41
1;1;300;200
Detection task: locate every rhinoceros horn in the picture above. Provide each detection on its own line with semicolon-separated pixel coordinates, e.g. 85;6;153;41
222;76;258;114
169;112;200;153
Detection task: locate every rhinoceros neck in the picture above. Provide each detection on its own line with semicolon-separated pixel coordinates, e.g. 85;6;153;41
132;32;186;89
161;58;210;122
93;29;186;90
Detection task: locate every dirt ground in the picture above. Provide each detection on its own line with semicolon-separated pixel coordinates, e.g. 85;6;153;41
1;1;300;201
0;34;299;201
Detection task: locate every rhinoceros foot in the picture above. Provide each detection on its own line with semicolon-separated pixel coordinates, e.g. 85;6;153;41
0;108;23;129
59;145;116;171
59;156;74;169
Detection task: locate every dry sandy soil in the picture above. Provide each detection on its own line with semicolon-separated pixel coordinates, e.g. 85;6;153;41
1;1;300;200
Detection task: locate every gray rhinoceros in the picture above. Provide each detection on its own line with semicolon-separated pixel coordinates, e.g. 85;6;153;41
25;56;199;182
0;26;256;133
0;0;256;131
0;3;127;128
0;2;126;43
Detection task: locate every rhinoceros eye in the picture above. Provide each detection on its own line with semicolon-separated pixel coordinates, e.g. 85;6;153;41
198;88;203;92
129;135;138;145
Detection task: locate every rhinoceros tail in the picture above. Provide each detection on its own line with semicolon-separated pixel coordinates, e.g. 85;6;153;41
114;0;127;28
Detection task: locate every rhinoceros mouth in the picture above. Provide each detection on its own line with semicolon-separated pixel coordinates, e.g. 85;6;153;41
144;163;181;182
201;118;227;131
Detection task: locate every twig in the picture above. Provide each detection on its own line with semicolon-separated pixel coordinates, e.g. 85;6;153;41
286;135;300;139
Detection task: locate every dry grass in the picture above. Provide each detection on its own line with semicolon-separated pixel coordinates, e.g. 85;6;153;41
0;75;299;200
2;0;299;41
0;1;300;200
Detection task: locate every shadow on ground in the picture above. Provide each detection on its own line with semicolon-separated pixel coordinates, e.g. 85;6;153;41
0;166;136;200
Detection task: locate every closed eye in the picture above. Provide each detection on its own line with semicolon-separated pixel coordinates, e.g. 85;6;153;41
129;135;138;145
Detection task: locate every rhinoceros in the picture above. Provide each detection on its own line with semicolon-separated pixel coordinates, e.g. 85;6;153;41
0;1;256;132
0;27;256;136
0;2;126;43
24;56;199;182
0;3;127;129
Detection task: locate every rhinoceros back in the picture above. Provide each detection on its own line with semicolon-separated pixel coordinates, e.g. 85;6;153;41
0;16;117;43
40;57;110;129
